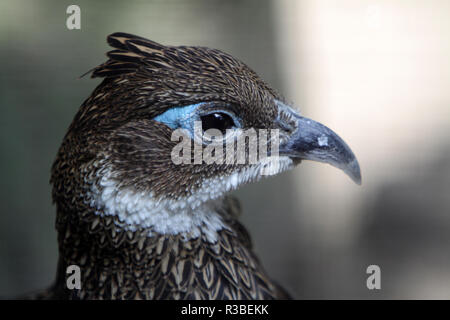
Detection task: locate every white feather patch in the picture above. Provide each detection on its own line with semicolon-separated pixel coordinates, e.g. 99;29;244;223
87;156;293;242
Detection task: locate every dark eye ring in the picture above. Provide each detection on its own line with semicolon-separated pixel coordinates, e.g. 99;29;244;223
200;112;236;134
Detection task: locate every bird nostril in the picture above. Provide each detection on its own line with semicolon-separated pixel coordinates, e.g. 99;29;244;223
276;113;298;135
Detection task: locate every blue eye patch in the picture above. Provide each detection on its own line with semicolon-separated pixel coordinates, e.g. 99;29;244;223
153;103;202;130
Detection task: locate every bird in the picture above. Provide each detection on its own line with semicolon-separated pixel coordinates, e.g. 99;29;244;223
35;32;361;299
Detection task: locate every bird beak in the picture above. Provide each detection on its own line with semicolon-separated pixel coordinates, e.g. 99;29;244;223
277;102;362;185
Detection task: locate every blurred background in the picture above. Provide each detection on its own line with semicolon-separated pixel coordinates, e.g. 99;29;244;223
1;0;449;299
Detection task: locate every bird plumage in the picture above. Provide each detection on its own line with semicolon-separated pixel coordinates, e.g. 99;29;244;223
35;32;360;300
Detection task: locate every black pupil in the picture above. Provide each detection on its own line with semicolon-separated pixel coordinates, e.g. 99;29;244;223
200;113;235;134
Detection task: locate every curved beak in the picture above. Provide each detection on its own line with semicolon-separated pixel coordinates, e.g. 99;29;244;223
277;103;362;185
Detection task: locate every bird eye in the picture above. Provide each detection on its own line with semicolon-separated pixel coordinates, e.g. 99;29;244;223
200;112;236;134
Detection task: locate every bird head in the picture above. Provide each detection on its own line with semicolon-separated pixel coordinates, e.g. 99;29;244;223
51;33;360;235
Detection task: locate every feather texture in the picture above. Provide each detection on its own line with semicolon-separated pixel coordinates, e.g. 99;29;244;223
41;33;292;300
